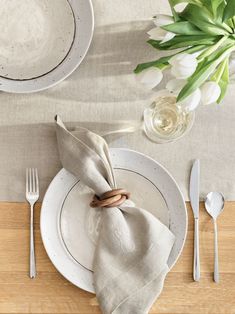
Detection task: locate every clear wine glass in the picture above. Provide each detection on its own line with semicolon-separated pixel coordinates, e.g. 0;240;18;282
143;90;195;143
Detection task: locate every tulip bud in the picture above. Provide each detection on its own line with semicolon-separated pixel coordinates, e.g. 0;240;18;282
178;88;201;111
136;67;163;90
174;2;188;12
169;53;198;79
166;79;186;95
147;27;175;43
153;14;174;27
200;81;221;105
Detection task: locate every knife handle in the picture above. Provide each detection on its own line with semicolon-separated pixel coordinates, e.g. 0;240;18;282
193;218;200;281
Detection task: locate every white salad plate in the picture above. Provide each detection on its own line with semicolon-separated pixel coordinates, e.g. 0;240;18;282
41;148;187;293
0;0;94;93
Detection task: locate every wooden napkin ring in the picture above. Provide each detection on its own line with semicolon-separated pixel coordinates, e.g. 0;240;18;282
90;188;130;208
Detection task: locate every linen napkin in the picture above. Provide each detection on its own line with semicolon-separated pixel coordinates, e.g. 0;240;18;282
55;115;175;314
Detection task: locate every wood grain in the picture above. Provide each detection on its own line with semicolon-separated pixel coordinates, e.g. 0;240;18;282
0;202;234;314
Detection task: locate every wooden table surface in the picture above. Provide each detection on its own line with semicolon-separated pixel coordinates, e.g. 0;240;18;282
0;202;234;314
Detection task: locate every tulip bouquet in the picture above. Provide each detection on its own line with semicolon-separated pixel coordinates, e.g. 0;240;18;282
135;0;235;111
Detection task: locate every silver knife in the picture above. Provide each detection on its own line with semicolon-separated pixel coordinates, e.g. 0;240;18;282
189;159;200;281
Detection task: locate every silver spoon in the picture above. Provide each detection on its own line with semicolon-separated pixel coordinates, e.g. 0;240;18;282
205;192;225;283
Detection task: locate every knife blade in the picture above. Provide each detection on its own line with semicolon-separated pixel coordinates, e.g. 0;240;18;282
190;159;200;281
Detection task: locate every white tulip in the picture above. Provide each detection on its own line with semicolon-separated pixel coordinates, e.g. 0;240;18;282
147;27;175;43
169;53;198;79
153;14;174;27
174;2;188;12
166;79;186;94
136;67;163;89
178;88;201;111
201;81;221;105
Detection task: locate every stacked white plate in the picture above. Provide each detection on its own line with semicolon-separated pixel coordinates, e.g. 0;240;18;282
0;0;94;92
41;149;187;293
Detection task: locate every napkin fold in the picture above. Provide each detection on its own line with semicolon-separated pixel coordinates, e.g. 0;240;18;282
55;116;175;314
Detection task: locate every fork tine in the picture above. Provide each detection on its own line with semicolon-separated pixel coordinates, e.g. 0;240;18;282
29;168;32;193
35;169;39;193
32;168;35;193
26;168;39;197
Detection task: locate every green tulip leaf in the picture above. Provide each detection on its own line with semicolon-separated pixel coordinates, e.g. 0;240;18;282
168;0;202;20
211;0;226;17
210;59;229;103
134;56;170;73
217;59;229;104
162;21;204;35
211;58;227;81
169;0;201;8
181;4;230;34
148;35;218;50
223;0;235;21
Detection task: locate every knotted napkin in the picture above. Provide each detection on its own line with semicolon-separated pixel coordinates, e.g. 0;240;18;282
55;116;175;314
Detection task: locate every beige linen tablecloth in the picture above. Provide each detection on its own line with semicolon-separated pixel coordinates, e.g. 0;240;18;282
0;0;234;201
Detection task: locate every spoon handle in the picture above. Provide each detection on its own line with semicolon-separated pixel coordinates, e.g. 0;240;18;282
213;219;219;283
193;218;200;281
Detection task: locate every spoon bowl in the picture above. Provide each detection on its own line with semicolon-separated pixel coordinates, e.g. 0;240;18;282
205;191;225;219
205;191;225;283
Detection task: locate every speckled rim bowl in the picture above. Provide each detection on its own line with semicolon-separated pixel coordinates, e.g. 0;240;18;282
0;0;94;93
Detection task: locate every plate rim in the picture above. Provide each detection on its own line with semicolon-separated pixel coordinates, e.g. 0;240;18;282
0;0;94;93
40;148;187;293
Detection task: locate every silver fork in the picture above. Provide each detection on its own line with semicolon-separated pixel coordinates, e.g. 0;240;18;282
26;168;39;279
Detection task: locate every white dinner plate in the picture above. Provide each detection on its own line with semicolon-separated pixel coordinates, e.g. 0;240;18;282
0;0;94;93
41;148;187;293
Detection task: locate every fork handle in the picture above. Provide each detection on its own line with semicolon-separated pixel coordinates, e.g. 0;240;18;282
30;204;36;279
